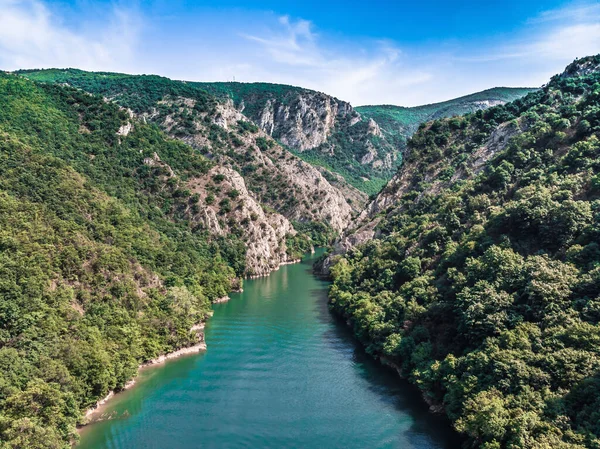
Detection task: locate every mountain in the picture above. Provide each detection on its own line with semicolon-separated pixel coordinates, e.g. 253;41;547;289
197;83;535;194
0;72;244;447
24;70;534;197
325;55;600;448
194;81;397;194
356;87;537;146
6;57;596;449
19;69;367;248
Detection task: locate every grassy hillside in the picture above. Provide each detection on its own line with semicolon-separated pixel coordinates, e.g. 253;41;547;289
328;56;600;448
0;72;244;448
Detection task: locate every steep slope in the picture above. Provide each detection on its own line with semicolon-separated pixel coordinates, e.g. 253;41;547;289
356;87;537;151
326;56;600;448
198;83;535;194
194;81;399;194
0;72;244;448
20;69;367;232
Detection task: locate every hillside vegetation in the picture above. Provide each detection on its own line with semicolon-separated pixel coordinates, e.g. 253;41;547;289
328;56;600;448
23;71;533;197
0;72;245;448
356;87;537;150
20;69;364;232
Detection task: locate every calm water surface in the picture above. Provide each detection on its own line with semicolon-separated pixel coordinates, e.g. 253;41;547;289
78;251;460;449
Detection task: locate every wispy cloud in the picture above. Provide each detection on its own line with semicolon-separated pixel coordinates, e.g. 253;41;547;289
239;16;432;105
0;0;598;106
216;2;599;105
458;3;600;64
528;2;600;24
0;0;141;71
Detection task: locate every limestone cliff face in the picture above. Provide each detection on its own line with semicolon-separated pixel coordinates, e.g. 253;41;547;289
251;91;398;176
186;166;296;277
149;97;367;232
560;55;600;79
257;92;359;151
141;151;297;277
96;91;367;277
194;82;401;183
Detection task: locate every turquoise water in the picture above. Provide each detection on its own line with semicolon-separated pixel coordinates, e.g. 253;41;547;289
78;251;459;448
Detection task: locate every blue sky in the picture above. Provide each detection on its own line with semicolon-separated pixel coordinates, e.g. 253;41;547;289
1;0;599;105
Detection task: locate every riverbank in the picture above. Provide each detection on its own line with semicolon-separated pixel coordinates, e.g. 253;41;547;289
80;323;207;425
77;248;458;449
247;257;301;279
79;257;303;426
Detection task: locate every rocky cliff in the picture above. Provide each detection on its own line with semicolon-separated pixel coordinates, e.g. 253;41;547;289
20;70;368;276
186;166;296;277
151;96;366;231
560;54;600;79
194;82;400;194
254;91;358;151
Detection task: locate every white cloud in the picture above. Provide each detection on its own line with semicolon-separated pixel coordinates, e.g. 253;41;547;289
0;0;598;106
528;23;600;60
0;0;141;71
238;17;433;105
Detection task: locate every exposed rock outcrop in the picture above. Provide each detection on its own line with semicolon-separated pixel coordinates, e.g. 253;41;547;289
186;166;297;277
560;55;600;79
140;150;298;277
257;91;359;151
194;82;402;184
150;96;366;232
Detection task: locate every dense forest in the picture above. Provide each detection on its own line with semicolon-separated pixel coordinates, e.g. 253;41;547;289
328;55;600;448
356;87;537;152
0;73;244;448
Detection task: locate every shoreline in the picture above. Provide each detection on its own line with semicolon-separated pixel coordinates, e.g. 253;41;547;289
246;258;302;279
78;256;304;433
80;323;207;427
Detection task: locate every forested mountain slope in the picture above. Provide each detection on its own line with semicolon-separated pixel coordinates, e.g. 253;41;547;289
0;72;251;447
23;70;534;196
327;55;600;448
356;87;537;152
19;69;367;231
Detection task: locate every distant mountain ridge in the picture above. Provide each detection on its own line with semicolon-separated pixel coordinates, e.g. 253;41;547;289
356;86;538;143
19;69;536;197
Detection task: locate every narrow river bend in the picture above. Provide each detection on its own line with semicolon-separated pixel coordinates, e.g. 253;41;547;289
78;250;459;449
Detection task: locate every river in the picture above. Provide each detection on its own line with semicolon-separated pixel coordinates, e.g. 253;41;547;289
77;250;460;448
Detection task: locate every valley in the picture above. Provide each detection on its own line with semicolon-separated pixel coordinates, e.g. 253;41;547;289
0;53;599;449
